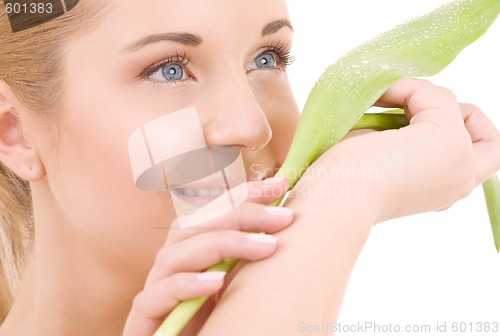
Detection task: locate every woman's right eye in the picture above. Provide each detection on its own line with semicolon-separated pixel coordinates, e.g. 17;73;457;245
149;63;187;82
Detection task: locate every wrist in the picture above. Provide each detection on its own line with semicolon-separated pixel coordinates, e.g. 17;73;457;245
284;147;380;233
327;134;412;224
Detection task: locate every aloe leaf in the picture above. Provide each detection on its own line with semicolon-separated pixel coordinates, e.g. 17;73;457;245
275;0;500;190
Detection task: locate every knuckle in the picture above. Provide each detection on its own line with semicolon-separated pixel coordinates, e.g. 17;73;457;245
218;231;258;258
415;78;432;87
451;130;473;155
440;88;457;102
453;160;476;199
420;121;443;146
226;201;251;219
202;202;251;227
204;233;228;257
214;210;242;231
410;78;433;93
222;230;246;245
468;153;478;173
462;146;477;170
459;178;476;199
464;102;479;111
493;128;500;144
131;291;148;314
196;231;238;260
228;203;270;232
154;246;177;274
458;152;477;179
461;103;479;120
168;273;184;291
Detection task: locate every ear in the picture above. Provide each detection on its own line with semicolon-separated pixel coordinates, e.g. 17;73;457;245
0;81;46;182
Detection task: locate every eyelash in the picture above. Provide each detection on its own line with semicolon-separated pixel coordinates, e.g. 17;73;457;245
139;50;191;81
139;42;295;86
263;41;295;70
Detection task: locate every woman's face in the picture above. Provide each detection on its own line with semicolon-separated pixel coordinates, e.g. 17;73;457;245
31;0;299;276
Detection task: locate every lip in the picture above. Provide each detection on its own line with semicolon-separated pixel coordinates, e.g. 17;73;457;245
170;189;223;207
172;176;249;190
170;176;250;208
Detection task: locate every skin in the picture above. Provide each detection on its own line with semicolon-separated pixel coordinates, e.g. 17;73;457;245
0;0;499;335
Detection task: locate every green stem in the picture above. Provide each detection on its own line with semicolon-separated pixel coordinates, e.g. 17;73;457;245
153;258;239;336
351;110;408;131
482;175;500;252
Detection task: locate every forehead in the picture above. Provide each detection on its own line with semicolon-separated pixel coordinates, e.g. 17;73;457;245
89;0;290;48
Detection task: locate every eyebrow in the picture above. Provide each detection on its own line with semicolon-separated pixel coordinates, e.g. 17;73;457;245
122;19;293;53
262;19;294;36
122;33;202;52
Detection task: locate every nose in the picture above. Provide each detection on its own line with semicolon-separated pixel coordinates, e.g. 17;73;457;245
200;71;272;152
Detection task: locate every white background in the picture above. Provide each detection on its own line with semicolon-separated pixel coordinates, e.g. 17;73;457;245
286;1;500;334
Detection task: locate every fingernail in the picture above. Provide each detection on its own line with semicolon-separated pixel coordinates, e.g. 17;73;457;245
263;176;286;184
197;271;226;281
247;233;279;244
265;206;294;217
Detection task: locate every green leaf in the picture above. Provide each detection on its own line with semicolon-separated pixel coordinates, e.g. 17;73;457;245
275;0;500;190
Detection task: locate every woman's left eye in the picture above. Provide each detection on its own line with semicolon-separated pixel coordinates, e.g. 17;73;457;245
149;63;187;82
249;52;277;70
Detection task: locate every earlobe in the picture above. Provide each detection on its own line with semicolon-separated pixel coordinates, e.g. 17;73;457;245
15;159;46;182
0;81;46;182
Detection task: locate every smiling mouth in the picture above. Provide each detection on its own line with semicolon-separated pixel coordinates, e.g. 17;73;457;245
174;187;226;198
170;187;227;207
169;188;226;207
169;177;248;207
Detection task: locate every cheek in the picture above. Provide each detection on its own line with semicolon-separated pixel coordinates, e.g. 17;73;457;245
46;89;178;270
250;74;300;163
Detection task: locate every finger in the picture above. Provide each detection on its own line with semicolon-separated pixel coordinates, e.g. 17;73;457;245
165;177;291;244
246;176;290;204
459;104;500;184
169;200;294;235
471;143;500;185
145;231;279;288
123;272;225;336
460;103;500;144
165;201;293;248
376;77;463;127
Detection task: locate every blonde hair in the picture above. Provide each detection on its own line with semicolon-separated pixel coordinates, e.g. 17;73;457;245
0;1;109;323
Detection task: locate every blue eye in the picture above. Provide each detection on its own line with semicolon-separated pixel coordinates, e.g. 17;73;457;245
249;52;277;70
149;63;186;82
257;52;276;68
162;64;183;80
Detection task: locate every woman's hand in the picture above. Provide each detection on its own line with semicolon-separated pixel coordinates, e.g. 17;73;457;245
293;77;500;223
122;178;294;336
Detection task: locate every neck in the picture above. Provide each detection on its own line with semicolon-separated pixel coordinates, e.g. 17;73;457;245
1;184;146;336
